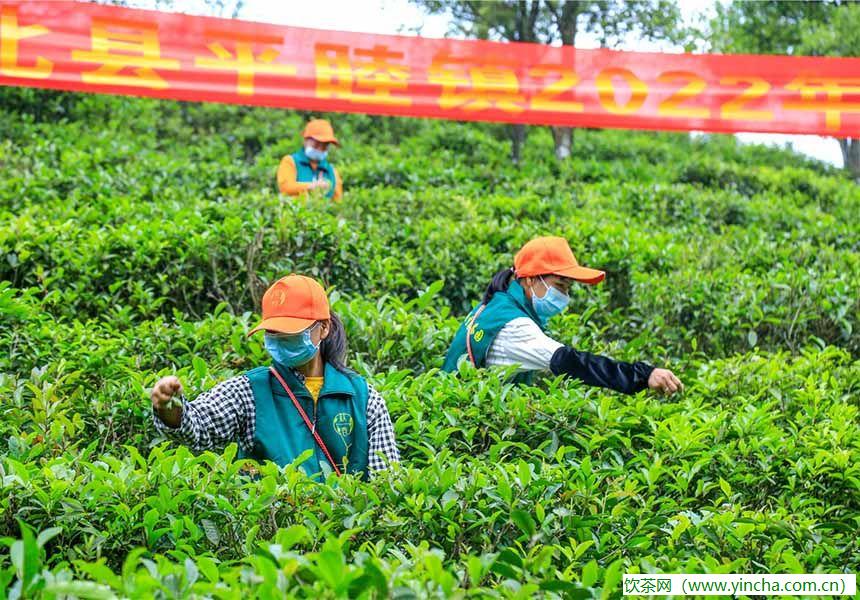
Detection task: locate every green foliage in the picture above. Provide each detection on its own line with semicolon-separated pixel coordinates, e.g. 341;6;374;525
706;0;859;62
706;0;838;55
799;2;860;57
413;0;684;47
0;87;858;596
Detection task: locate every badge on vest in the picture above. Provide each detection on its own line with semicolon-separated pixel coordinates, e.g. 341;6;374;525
333;412;354;468
333;413;354;437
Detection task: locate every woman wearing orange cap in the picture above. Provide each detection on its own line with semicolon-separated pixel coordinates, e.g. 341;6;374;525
150;275;399;479
443;237;683;395
276;118;343;201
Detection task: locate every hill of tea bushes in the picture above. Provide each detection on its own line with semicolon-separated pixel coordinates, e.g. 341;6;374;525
1;87;858;598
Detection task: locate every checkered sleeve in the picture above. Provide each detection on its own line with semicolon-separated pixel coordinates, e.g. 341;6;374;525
152;375;256;454
366;382;400;473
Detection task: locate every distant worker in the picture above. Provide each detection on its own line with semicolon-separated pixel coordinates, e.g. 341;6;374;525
151;274;399;479
443;236;683;395
277;118;343;201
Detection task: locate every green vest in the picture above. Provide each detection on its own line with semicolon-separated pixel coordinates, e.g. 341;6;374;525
291;148;336;199
241;362;369;479
442;280;543;385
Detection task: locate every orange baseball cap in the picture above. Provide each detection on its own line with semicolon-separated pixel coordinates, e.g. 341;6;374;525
302;118;339;145
514;236;605;284
248;275;331;336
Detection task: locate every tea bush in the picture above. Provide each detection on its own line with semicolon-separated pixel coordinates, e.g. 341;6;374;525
0;87;858;598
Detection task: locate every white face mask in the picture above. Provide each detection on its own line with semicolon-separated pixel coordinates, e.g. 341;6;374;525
531;276;571;325
264;323;321;367
304;145;328;161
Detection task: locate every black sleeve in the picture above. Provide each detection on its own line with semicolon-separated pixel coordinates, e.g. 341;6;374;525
549;345;655;395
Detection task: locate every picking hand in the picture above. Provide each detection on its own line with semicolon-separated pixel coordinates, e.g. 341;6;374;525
151;375;183;427
648;368;683;395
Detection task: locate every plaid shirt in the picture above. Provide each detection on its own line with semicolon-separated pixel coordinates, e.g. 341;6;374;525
153;370;399;474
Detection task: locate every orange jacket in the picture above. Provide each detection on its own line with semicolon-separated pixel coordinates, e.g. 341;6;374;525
277;155;343;200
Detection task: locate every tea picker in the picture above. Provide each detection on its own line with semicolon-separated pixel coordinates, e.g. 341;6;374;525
443;236;683;395
276;118;343;201
150;275;399;480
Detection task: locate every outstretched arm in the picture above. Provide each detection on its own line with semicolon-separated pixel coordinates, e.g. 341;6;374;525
151;375;255;453
550;347;682;395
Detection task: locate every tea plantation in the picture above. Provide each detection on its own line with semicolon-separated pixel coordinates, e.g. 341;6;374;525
1;87;858;598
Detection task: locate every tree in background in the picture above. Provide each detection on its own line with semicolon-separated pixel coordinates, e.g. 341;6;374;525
411;0;683;162
105;0;245;18
707;0;860;179
800;3;860;178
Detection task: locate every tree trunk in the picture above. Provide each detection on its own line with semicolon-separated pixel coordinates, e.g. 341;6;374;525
510;124;528;164
550;1;581;161
507;1;539;163
839;138;860;181
551;126;574;159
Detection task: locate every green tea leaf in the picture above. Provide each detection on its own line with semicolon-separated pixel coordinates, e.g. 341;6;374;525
511;510;536;538
582;559;599;587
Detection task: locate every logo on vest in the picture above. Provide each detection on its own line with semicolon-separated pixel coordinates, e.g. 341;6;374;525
473;329;484;342
333;413;354;437
332;412;353;469
465;312;478;334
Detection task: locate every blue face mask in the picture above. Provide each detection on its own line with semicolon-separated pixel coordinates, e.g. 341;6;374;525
532;276;571;326
304;145;328;162
265;324;320;367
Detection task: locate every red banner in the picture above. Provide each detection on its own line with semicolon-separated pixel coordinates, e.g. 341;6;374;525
2;1;860;136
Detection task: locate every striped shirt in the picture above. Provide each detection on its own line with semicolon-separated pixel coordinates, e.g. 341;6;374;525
485;317;563;372
152;371;399;474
